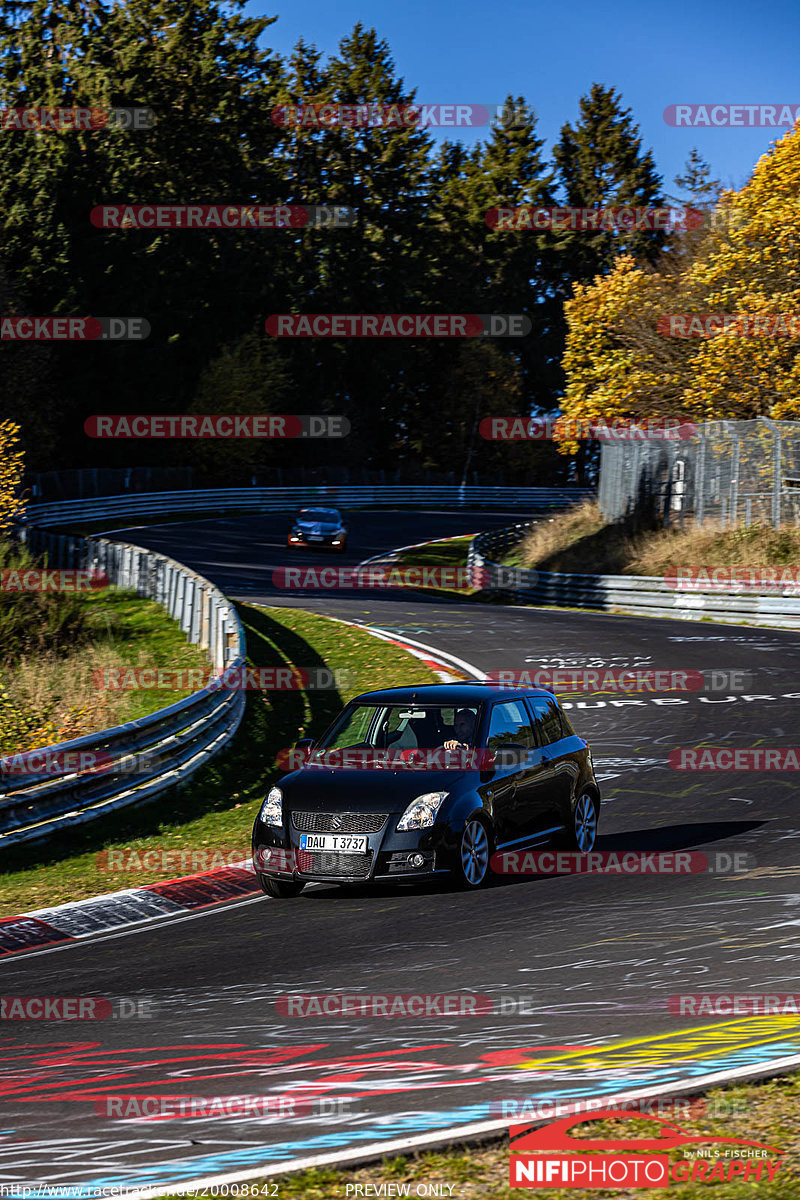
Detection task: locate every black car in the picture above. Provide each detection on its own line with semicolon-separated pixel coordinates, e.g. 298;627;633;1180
286;507;347;552
252;683;600;898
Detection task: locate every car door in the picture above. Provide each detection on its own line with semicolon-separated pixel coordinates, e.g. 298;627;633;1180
483;699;541;844
525;694;576;827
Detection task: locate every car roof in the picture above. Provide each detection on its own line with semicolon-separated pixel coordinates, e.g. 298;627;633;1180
349;683;557;705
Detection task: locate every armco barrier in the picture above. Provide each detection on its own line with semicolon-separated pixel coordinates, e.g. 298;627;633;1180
1;529;246;849
468;524;800;630
23;485;594;528
2;488;590;849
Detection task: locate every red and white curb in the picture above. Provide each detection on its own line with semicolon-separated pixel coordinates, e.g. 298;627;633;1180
0;863;261;961
321;612;484;683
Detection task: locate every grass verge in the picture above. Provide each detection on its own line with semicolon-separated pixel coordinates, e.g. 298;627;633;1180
159;1074;800;1199
0;604;440;915
504;501;800;579
1;584;210;751
391;534;486;601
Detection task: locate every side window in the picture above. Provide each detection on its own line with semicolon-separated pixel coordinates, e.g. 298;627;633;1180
487;701;536;751
559;706;577;737
527;695;566;746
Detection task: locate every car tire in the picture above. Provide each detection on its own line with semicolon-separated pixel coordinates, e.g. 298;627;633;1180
558;792;598;852
455;816;492;889
258;874;306;899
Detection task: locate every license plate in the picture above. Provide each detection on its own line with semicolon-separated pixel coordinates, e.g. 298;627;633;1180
299;833;367;853
308;534;324;541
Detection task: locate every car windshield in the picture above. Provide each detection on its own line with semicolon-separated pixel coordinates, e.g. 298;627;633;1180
298;509;340;522
312;703;480;760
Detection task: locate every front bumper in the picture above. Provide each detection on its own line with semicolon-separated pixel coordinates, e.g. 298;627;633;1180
254;812;454;883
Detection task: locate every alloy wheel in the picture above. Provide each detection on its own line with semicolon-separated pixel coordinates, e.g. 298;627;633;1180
574;793;597;852
461;818;490;885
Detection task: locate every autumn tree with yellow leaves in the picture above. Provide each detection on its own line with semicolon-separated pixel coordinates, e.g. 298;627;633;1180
560;122;800;445
0;420;25;535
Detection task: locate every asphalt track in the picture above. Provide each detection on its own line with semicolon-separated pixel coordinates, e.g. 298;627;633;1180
3;509;800;1193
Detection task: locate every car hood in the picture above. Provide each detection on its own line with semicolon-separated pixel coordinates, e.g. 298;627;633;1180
278;766;469;813
296;521;340;532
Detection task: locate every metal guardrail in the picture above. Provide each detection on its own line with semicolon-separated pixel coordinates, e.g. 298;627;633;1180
1;487;591;849
1;529;246;849
468;524;800;630
23;486;595;528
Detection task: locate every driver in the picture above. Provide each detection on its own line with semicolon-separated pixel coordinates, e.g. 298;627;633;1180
443;708;476;751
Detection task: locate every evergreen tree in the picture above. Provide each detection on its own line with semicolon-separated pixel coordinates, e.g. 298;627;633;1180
672;147;722;209
553;83;666;282
0;0;287;467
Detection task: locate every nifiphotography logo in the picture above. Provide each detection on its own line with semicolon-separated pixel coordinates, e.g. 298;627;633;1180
509;1110;784;1188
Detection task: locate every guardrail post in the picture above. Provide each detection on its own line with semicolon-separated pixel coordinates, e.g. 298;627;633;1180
197;583;208;650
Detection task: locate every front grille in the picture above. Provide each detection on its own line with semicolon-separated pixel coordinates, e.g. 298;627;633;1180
300;851;372;878
292;811;388;834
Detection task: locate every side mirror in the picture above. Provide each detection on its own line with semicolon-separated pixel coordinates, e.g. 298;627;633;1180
293;737;315;764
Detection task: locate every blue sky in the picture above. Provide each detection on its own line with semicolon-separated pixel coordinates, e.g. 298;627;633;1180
255;0;799;196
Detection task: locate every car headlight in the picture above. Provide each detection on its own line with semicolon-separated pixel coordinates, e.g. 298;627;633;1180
396;791;448;831
260;786;283;826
